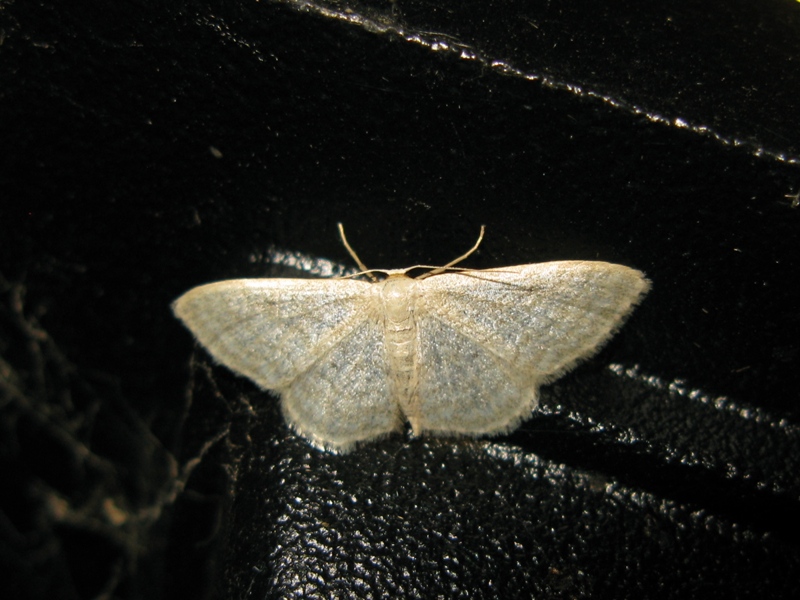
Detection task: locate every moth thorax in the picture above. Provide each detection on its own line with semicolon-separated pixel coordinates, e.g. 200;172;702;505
380;276;417;327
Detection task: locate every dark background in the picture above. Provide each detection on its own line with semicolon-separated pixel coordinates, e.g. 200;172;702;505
2;0;800;598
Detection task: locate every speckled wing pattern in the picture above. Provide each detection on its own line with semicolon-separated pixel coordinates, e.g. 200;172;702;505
412;261;650;436
172;278;400;449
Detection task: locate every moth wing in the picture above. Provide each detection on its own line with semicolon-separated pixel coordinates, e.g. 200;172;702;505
280;317;401;451
173;279;399;451
413;262;650;435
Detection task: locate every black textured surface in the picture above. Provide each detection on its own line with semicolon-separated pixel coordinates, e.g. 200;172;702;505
2;1;800;599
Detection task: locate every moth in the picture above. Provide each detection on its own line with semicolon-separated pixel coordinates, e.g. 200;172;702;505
173;225;650;452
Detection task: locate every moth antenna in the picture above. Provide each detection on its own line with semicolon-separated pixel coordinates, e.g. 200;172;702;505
419;225;485;279
338;223;377;282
